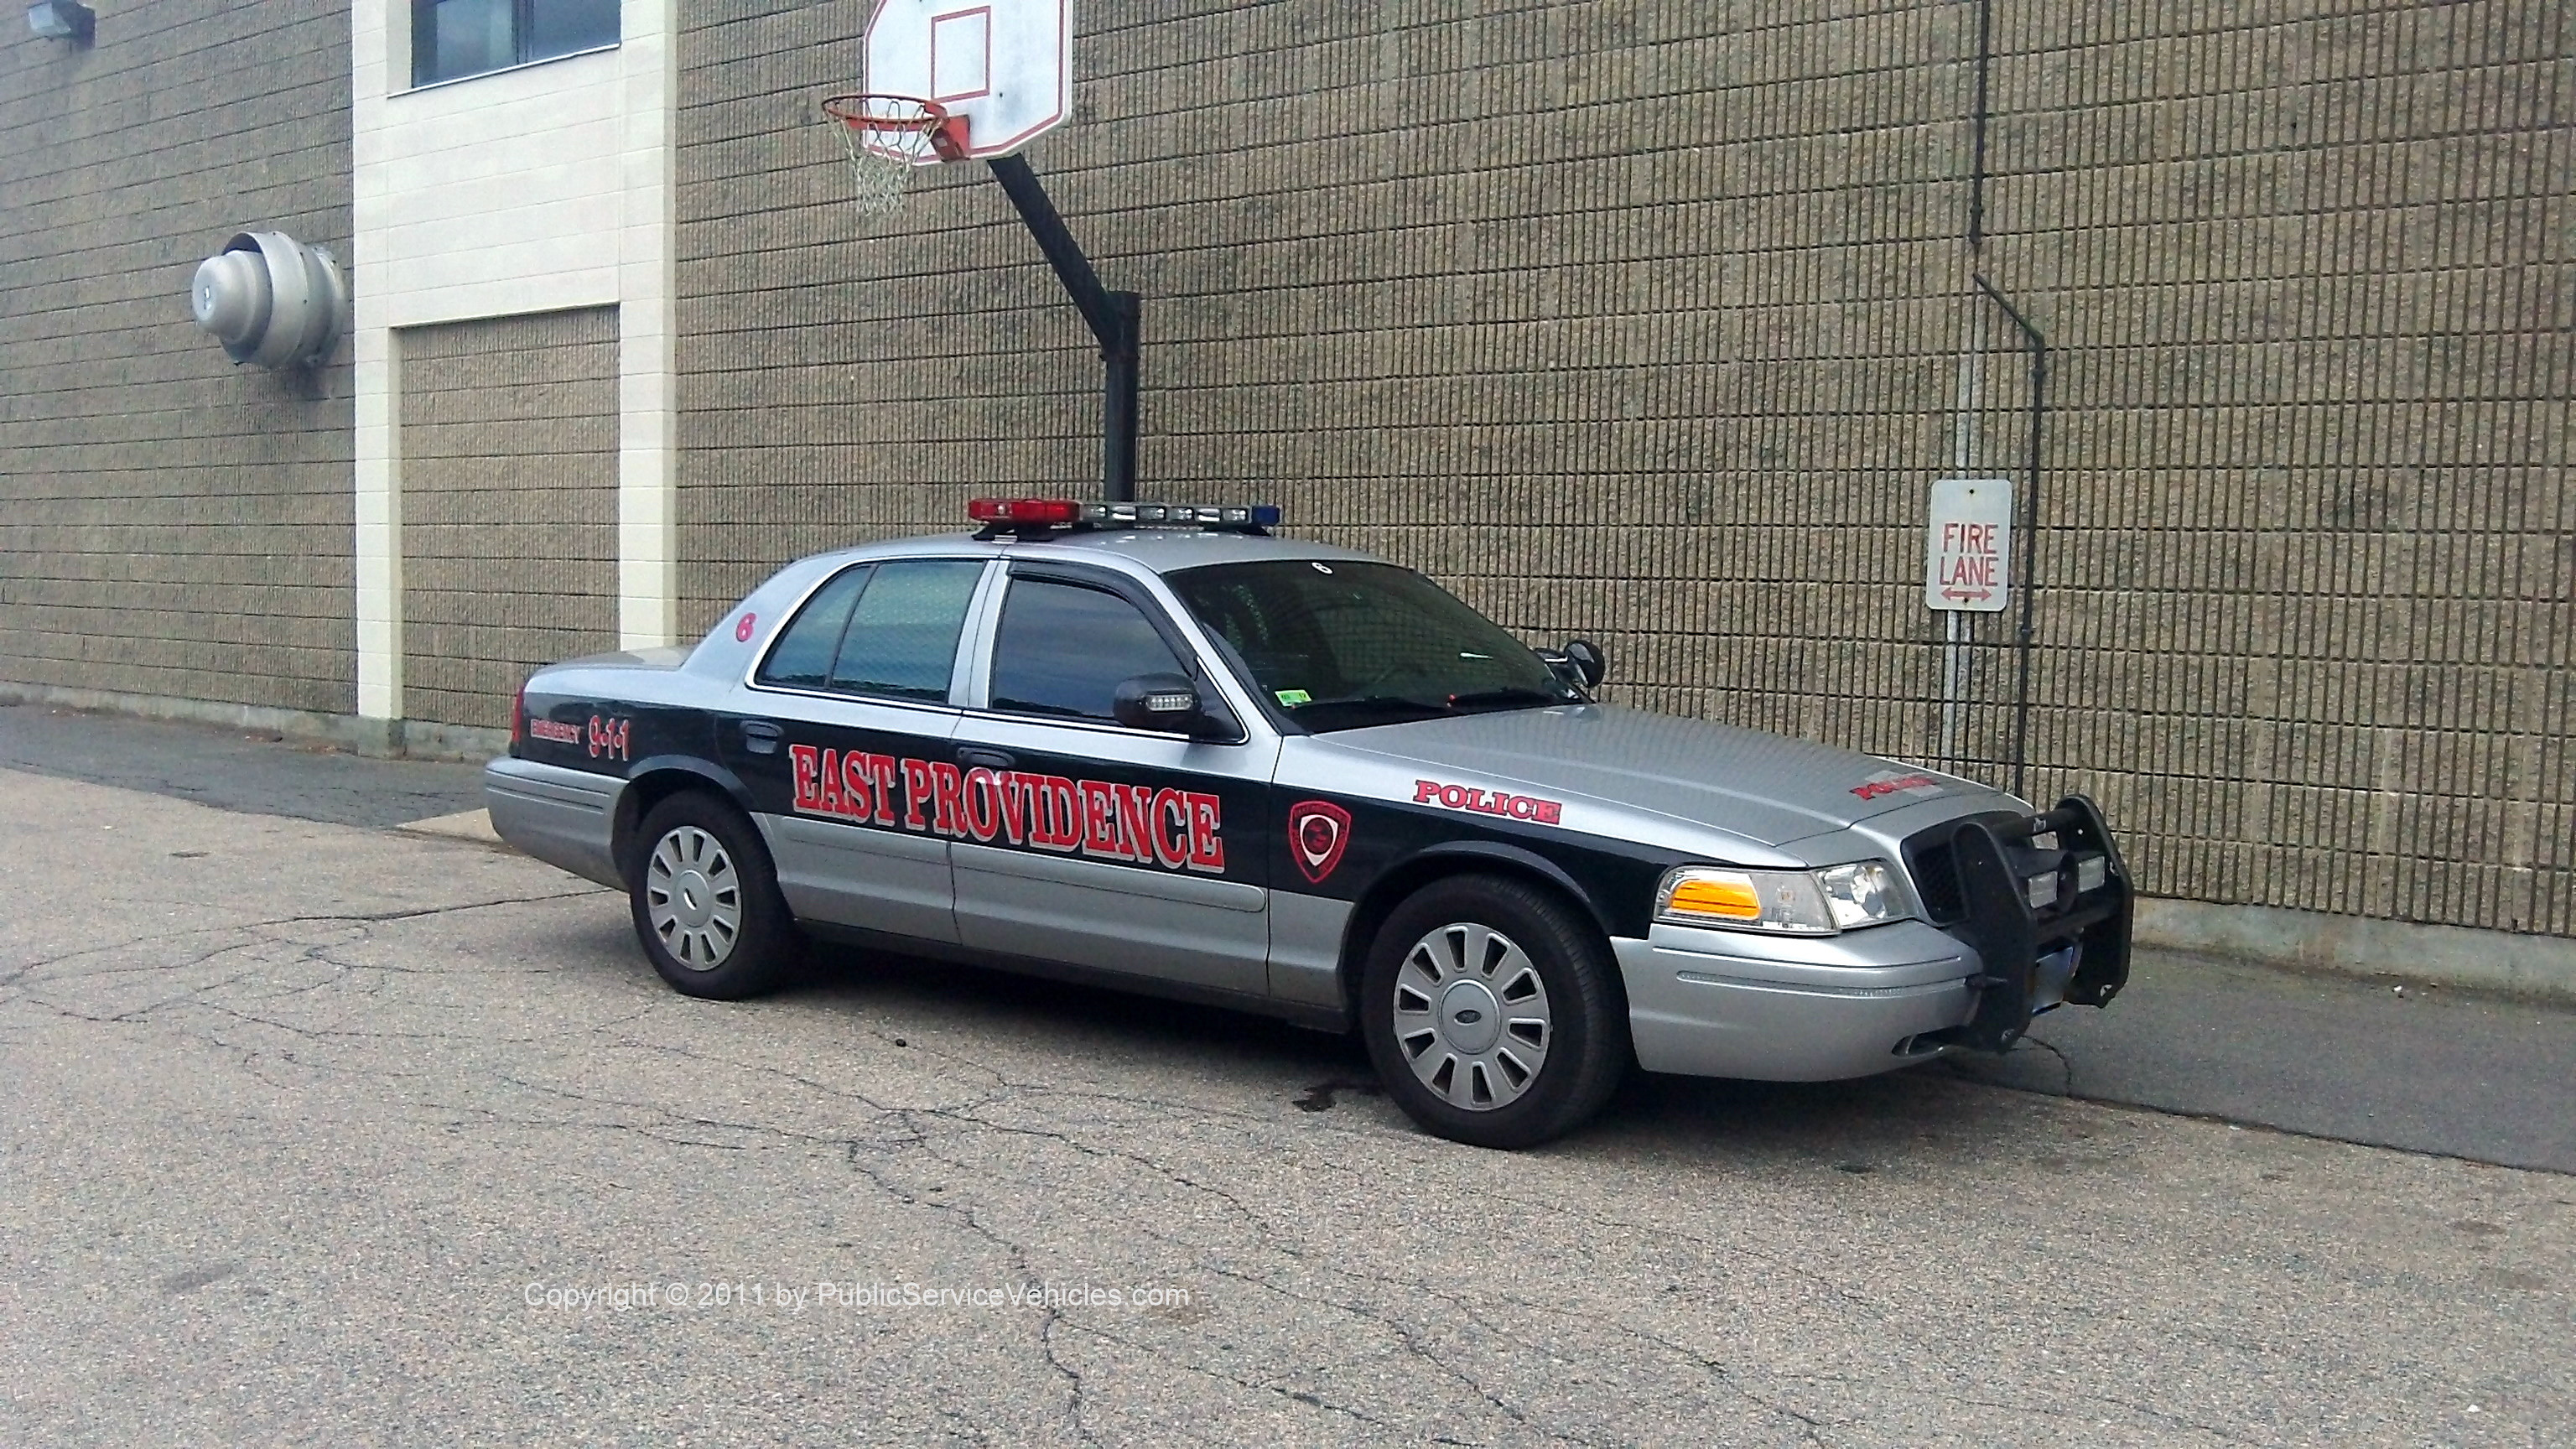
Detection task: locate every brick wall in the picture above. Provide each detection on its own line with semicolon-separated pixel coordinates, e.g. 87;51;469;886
674;1;2571;937
0;0;356;714
398;308;620;731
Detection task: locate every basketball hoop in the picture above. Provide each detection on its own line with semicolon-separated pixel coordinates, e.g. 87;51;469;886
820;94;971;220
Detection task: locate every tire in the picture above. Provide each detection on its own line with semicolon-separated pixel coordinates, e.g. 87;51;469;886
627;792;802;1000
1359;874;1630;1150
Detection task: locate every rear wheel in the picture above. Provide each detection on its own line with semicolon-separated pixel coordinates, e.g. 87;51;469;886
628;793;800;999
1360;875;1628;1149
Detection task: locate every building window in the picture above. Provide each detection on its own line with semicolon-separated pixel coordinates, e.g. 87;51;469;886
412;0;618;86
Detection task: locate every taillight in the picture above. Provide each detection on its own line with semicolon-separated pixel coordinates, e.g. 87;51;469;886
511;683;527;752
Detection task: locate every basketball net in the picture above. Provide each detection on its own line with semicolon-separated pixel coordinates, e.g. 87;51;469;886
821;95;965;221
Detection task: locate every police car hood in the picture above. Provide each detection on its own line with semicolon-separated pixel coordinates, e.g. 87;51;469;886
1326;704;2006;847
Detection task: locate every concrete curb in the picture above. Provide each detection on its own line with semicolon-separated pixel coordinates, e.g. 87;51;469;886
0;683;507;764
2135;897;2576;1004
395;808;507;849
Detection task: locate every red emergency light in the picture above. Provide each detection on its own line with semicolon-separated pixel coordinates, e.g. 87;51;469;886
967;497;1083;526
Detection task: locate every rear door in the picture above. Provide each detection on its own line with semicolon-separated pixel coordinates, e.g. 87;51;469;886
948;564;1277;998
722;557;994;944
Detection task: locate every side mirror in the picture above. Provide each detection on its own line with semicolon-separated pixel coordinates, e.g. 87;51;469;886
1561;638;1607;689
1113;673;1208;735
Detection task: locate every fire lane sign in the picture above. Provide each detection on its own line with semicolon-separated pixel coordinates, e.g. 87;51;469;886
1926;478;2012;612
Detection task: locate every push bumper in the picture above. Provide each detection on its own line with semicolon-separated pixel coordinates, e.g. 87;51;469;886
483;756;626;890
1924;793;2133;1052
1613;920;1981;1082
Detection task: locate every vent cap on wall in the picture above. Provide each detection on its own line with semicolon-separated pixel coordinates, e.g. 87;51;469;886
190;231;347;369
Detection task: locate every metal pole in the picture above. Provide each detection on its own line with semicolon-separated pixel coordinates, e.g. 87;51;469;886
1945;299;1983;772
984;153;1140;500
1969;0;1992;254
1103;291;1140;502
1972;273;2045;802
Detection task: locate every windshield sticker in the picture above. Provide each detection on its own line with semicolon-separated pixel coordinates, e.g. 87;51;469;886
1287;801;1352;884
1413;779;1563;825
1275;688;1312;707
788;745;1223;873
1851;770;1945;802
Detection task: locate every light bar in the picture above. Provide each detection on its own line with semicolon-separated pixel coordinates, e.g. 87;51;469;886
966;498;1282;531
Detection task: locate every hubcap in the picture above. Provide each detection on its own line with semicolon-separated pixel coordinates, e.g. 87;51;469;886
1391;922;1552;1111
646;825;742;970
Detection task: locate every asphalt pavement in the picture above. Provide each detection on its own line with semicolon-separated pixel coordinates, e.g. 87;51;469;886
4;700;2571;1175
0;703;487;829
2;764;2568;1446
1949;950;2576;1174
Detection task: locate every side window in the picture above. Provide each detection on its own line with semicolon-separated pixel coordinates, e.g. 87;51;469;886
828;560;985;702
988;578;1184;722
755;566;870;689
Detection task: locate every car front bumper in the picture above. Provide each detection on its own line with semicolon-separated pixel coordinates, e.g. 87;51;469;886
1613;919;1981;1082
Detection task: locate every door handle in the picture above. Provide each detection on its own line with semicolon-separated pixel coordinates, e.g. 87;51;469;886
740;719;783;755
957;746;1015;771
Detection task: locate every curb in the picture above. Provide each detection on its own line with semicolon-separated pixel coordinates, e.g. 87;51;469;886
2134;897;2576;1005
0;683;506;764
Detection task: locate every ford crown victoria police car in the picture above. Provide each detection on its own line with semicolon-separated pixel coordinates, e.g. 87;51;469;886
486;499;2132;1148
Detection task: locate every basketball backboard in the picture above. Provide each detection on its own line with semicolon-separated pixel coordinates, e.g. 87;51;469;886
864;0;1072;162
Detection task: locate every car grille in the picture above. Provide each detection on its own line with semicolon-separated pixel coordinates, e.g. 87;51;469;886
1901;811;2028;925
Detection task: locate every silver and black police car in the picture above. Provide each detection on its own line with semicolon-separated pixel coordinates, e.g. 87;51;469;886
486;498;2132;1148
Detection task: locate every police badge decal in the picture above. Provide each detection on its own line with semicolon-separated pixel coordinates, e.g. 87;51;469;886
1286;801;1352;885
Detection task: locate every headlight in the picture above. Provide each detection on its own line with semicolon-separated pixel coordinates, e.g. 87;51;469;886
1815;860;1904;929
1654;861;1909;935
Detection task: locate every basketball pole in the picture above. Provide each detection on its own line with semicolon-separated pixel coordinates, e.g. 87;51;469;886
986;154;1141;503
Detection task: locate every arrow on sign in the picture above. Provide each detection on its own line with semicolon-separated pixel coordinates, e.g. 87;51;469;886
1941;588;1994;602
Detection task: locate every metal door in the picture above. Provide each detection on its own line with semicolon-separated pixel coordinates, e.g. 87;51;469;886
720;558;997;946
948;564;1277;997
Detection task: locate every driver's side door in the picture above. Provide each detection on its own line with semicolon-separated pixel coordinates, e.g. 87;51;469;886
947;564;1276;1000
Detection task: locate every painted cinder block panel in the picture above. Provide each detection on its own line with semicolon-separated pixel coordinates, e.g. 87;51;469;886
397;309;621;732
671;0;2572;937
0;0;357;714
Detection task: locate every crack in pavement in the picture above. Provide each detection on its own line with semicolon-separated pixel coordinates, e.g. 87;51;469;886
423;1042;2317;1446
0;889;604;994
291;1039;1608;1443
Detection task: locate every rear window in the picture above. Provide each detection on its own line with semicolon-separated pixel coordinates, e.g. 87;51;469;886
756;567;870;690
756;559;983;702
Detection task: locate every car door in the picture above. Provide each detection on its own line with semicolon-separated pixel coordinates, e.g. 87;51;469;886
948;564;1277;999
721;556;995;945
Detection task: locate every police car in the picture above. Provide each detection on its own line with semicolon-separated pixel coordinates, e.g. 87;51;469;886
486;499;2132;1149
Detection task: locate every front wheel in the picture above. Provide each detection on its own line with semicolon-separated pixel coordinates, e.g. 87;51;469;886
1359;875;1629;1149
628;793;801;999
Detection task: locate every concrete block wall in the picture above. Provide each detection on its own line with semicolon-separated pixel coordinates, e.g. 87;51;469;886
1981;2;2572;934
0;0;356;715
702;1;2561;939
397;308;621;731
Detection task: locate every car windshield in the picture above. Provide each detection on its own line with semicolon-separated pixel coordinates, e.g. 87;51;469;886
1164;558;1584;732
